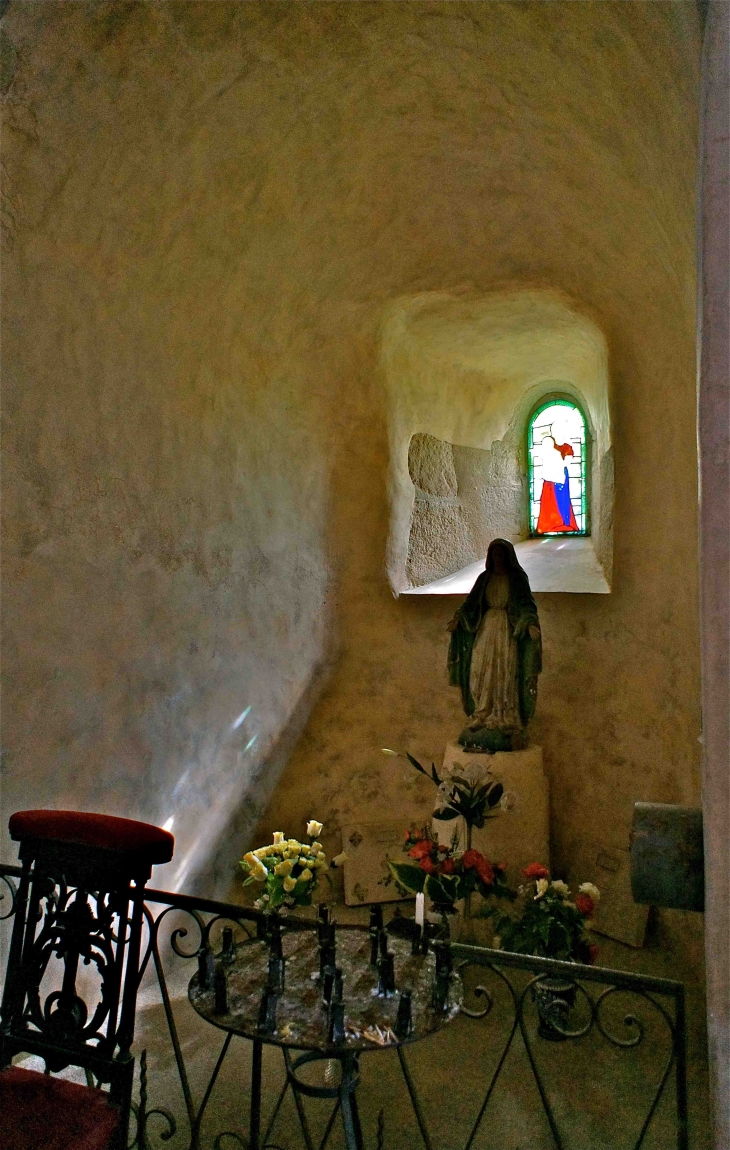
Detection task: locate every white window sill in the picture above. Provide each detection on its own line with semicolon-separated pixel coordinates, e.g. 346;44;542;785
401;536;610;595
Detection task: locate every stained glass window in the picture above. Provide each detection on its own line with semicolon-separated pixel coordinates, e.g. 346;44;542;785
528;399;587;535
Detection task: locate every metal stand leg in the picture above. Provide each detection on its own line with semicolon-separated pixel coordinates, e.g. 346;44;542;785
287;1051;363;1150
339;1056;364;1150
250;1038;263;1150
397;1046;434;1150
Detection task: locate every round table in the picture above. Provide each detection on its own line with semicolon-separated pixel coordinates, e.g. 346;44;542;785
189;923;461;1150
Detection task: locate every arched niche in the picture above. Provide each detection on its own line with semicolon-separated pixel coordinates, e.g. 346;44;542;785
381;289;613;595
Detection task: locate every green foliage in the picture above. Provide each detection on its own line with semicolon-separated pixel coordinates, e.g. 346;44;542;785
403;753;505;829
495;880;596;963
388;861;426;895
388;830;516;912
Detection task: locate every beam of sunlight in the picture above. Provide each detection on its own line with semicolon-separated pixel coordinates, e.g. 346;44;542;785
231;706;252;732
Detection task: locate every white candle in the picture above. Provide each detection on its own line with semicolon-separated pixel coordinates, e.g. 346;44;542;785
415;892;425;927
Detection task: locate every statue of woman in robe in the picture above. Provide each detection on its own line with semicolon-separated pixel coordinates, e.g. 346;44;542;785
447;539;542;752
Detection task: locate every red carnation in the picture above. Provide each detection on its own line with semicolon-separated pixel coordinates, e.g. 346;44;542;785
461;849;482;870
575;893;595;917
437;843;450;853
475;857;494;885
408;840;432;860
522;862;549;880
419;856;437;874
439;857;456;875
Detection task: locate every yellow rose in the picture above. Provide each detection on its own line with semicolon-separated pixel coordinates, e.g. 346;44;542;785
306;820;324;837
272;831;285;845
299;844;311;855
274;859;293;877
310;842;322;853
283;876;297;892
242;851;258;868
299;868;313;882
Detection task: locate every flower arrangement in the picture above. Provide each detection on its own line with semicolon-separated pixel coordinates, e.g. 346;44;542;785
387;825;513;915
382;749;512;833
494;863;601;964
241;820;346;911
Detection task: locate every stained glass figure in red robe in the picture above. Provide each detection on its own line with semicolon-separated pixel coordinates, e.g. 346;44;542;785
536;435;579;533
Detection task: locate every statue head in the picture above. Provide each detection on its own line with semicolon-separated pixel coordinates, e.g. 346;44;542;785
485;538;521;578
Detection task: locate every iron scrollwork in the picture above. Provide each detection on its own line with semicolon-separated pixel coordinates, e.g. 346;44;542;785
0;865;690;1150
453;944;688;1150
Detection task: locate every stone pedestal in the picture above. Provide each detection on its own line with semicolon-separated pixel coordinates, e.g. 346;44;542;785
434;743;549;889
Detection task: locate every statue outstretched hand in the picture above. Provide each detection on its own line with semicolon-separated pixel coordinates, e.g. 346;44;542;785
514;617;541;641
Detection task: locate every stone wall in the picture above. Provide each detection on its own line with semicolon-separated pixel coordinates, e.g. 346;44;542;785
1;2;704;980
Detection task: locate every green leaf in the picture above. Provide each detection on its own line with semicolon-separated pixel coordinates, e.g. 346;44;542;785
241;876;255;888
406;752;428;776
425;872;460;906
487;783;504;808
433;807;459;821
388;861;426;893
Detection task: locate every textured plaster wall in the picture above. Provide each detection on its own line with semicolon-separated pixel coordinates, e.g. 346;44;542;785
1;2;703;979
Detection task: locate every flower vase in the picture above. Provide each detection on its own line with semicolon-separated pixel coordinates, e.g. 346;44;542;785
531;977;577;1041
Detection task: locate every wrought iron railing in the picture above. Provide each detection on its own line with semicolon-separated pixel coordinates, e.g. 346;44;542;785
0;863;689;1150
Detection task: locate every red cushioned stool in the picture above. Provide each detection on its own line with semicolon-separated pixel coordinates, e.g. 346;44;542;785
0;811;174;1150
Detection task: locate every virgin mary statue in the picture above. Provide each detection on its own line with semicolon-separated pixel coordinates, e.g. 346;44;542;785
447;539;542;752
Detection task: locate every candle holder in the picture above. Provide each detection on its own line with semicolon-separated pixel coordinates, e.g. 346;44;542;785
221;926;236;965
257;987;278;1035
214;964;228;1014
326;997;346;1044
269;917;284;960
431;943;452;1012
321;963;336;1006
395;988;413;1039
268;952;285;995
411;924;422;956
377;950;396;997
197;947;216;990
368;905;383;966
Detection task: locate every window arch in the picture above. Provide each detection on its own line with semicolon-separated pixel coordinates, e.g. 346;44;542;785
528;398;588;535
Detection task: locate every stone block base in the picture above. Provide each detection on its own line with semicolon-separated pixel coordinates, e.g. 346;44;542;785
434;743;550;890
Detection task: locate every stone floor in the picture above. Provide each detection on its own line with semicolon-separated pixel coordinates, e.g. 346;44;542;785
130;904;711;1150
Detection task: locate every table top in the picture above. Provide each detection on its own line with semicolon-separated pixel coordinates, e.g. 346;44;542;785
188;925;461;1055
